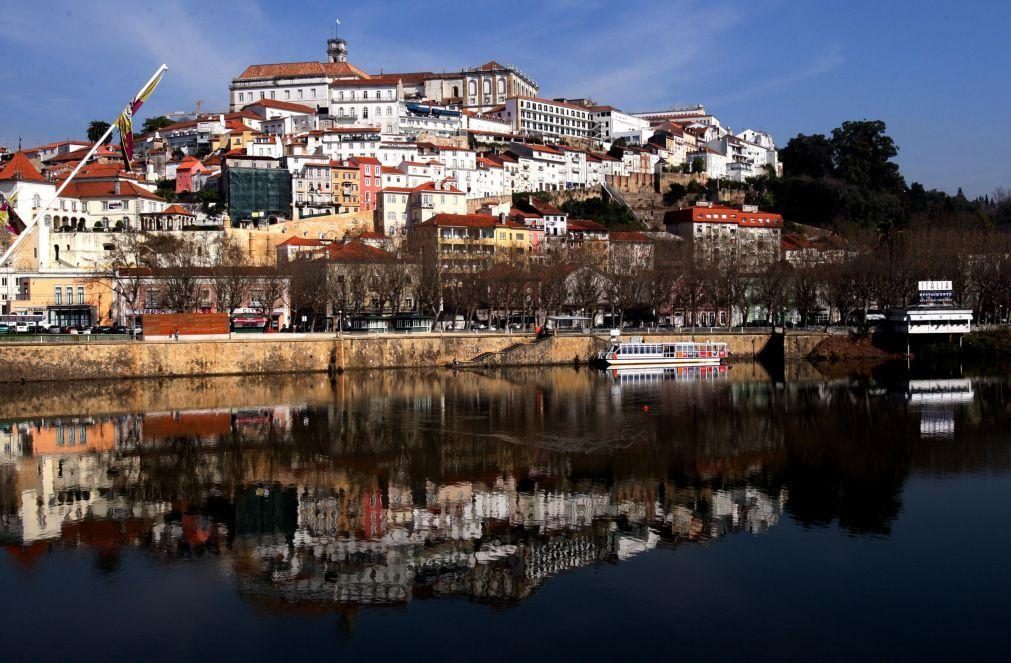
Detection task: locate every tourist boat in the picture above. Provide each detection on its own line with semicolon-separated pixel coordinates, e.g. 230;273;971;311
596;333;729;367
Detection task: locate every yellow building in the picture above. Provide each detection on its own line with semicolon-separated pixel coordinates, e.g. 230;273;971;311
412;213;531;273
7;272;116;327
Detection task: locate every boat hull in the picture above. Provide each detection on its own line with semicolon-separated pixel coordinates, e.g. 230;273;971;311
601;357;723;367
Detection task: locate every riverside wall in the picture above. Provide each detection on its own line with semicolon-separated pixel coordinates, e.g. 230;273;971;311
0;331;827;383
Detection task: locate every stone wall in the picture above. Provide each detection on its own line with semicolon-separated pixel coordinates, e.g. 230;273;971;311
0;331;807;383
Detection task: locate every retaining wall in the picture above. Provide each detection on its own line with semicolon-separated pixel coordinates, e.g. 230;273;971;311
0;331;820;383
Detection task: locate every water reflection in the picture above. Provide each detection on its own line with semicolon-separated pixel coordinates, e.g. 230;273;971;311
0;368;1009;610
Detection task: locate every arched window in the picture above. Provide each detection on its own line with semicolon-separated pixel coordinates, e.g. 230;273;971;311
497;78;505;95
363;91;368;100
362;107;368;119
32;193;41;208
44;214;51;227
386;106;392;116
452;86;459;98
338;107;345;117
468;81;477;96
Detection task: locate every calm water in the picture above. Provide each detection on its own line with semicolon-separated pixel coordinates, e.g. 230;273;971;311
1;365;1010;661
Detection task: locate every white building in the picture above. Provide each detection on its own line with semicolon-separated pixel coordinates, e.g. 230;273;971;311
491;97;594;141
588;105;651;144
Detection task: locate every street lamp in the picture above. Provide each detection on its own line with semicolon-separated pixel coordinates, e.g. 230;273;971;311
337;309;343;338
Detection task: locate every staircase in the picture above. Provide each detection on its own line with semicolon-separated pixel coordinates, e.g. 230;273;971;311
454;336;552;367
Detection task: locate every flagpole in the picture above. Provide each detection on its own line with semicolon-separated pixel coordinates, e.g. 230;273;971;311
0;64;168;269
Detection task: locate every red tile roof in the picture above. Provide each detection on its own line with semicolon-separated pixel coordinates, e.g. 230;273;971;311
664;204;784;228
235;61;371;81
417;213;525;230
609;231;651;242
243;99;316;114
61;180;164;201
278;236;325;247
0;152;47;183
349;156;382;165
325;240;397;262
567;218;608;232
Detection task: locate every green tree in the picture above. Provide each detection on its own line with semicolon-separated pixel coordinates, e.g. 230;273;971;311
830;120;905;193
141;116;175;134
779;133;834;179
87;120;112;144
662;183;688;206
690;157;705;174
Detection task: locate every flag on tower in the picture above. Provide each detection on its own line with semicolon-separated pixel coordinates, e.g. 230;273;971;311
115;66;166;171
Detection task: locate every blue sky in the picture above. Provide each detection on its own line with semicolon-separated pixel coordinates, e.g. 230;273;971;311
1;0;1008;196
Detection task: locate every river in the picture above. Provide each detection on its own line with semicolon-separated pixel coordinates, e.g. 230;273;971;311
1;365;1009;660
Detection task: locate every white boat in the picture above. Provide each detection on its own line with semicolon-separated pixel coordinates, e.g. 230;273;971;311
597;332;728;367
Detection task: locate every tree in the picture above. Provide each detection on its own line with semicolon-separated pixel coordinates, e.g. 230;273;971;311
148;235;206;313
690;157;705;174
141;116;175;134
100;232;158;326
830;120;905;193
87;120;112;144
779;133;834;179
287;258;329;331
209;236;253;319
663;183;688;206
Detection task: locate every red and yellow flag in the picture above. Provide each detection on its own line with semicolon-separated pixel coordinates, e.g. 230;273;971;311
116;67;166;171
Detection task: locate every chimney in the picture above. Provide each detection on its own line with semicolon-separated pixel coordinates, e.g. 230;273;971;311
114;181;121;196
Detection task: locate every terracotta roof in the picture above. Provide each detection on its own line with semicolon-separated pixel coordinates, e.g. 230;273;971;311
0;152;47;183
325;240;397;263
143;204;194;216
417;213;525;230
567;218;607;232
329;75;403;87
664;204;784;228
609;231;651;242
521;198;565;216
382;187;414;194
348;156;382;165
278;236;325;247
61;180;164;201
412;181;463;194
235;61;371;81
382;166;404;174
243;99;315;114
356;231;386;239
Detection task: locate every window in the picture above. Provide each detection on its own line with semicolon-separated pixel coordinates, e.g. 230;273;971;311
54;287;62;305
284;89;290;100
298;89;304;99
77;287;84;305
238;92;244;102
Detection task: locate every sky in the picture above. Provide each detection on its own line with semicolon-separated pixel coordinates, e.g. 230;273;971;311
1;0;1008;196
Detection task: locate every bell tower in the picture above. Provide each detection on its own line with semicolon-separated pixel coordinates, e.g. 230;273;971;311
327;36;348;63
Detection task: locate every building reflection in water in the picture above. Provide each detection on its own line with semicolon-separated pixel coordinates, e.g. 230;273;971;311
906;379;974;439
0;367;1003;610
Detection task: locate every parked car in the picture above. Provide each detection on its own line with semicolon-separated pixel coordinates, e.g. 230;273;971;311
48;325;63;334
112;325;130;335
14;322;30;333
62;326;78;334
133;326;143;336
91;325;112;334
0;324;11;334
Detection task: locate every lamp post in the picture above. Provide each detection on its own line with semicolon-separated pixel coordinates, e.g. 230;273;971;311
337;309;343;338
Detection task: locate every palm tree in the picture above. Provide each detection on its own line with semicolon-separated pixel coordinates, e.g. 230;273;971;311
87;120;112;143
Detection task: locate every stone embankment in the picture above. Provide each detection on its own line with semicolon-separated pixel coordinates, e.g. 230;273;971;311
0;331;831;383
